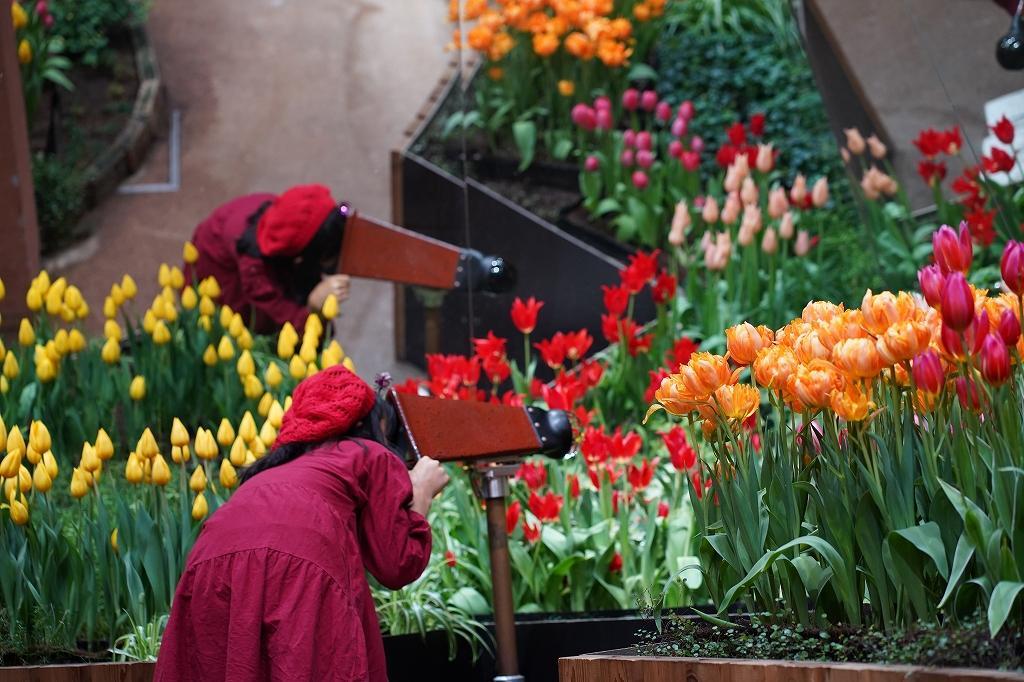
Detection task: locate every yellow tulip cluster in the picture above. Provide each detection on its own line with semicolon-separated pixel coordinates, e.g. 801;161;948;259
276;316;355;387
0;419;61;525
14;273;90;384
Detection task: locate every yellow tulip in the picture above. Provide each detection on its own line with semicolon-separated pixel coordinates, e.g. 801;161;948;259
137;428;159;459
284;396;293;412
2;352;18;380
170;267;185;290
29;421;51;454
152;321;172;345
228;313;244;338
322;294;339;320
103;296;117;319
43;450;58;479
217;336;235;361
299;341;317;364
243;374;263;400
0;415;6;451
52;330;69;356
17;465;31;494
45;288;63;316
196;428;218;460
33;462;52;493
158;263;171;288
3;478;16;501
219;306;234;330
192;492;209;521
151;454;172;486
142;309;157;333
121;274;138;299
104;320;122;341
129;376;147;401
81;443;100;473
171;446;184;464
18;319;34;347
229;437;247;466
259;421;277;449
101;337;121;364
199;295;216;317
171;418;190;448
76;302;90;320
125;453;144;484
219;459;238;489
68;329;86;353
183;241;199;264
202;344;218;366
238;329;253;351
236;350;255;378
181;286;198;310
9;495;28;525
289;354;306;380
244;450;257;466
63;285;84;311
278;323;298;356
252;437;266;457
25;287;42;312
44;340;59;364
0;277;4;301
94;429;114;461
238;412;257;444
199;276;221;300
305;362;318;379
198;315;212;332
189;465;207;493
217;419;235;447
15;38;30;64
59;306;76;323
265;362;283;389
304;315;323;340
36;357;56;383
70;468;90;498
25;445;40;466
1;377;8;395
1;449;24;480
7;426;24;458
110;283;126;307
35;271;51;292
257;391;273;417
11;3;28;30
267;401;284;429
111;529;119;553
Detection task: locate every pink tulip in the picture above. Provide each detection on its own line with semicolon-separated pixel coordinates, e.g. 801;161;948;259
755;144;774;173
955;376;981;411
668;200;690;247
636;131;652;151
668;140;683;159
767;187;788;219
594;96;611;111
678;101;694;121
980;335;1011;386
918;265;944;307
702;196;719;224
779;211;794;239
1001;240;1024;295
36;0;47;14
641;90;658;112
43;13;53;27
620;149;635;167
632;171;649;190
584;155;600;173
912;349;944;393
790;174;807;204
740;177;759;206
999;309;1021;346
671;118;687;137
933;222;973;275
761;227;778;254
690;135;704;153
622;88;640;111
655;101;672;122
681;151;700;171
636;150;654;169
795;230;811;256
812;177;829;207
595;108;613;131
721;193;741;225
571;104;596;131
940;272;974;332
623;129;637;148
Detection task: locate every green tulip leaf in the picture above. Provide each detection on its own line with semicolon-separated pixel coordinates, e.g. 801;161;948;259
988;581;1024;637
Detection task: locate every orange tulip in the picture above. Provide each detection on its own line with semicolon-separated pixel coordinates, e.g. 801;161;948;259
712;384;761;421
725;323;774;366
753;345;799;389
860;290;918;335
832;338;886;378
785;360;844;410
875;319;933;365
533;32;559;57
794;329;834;364
830;384;874;422
678;352;740;397
564;32;595;59
652;375;703;417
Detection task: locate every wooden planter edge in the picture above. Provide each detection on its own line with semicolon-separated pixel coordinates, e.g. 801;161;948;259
0;660;155;682
559;650;1024;681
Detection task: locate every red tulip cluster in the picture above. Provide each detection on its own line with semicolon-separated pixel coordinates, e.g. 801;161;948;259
715;113;768;170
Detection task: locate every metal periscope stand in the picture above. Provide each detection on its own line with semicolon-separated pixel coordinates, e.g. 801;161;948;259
388;393;576;682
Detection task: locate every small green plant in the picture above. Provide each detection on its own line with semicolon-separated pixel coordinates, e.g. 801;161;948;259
49;0;149;68
110;613;168;662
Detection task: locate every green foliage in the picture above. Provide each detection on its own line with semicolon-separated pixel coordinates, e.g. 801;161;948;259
665;0;799;48
32;152;86;254
49;0;149;68
110;613;168;662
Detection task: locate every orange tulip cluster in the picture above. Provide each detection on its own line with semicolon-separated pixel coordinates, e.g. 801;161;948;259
652;286;1024;430
451;0;664;68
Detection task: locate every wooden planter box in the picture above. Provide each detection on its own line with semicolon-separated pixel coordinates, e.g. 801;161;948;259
559;650;1024;681
0;661;155;681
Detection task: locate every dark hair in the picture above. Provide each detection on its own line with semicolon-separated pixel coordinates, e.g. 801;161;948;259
235;203;347;305
237;396;402;486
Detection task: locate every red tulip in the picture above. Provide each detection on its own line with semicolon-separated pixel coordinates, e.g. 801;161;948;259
567;474;580;499
918;264;944;306
609;427;642;461
667;337;699;368
657;501;670;518
620;250;660;294
510;296;544;335
940;272;975;331
652;271;677;304
473;331;507;362
912;349;944;393
609;552;624;574
656;101;672;122
528;490;563;522
571;104;596;131
726;121;746;146
681;151;700;171
580;358;604;387
750;112;766;136
999;309;1021;346
522;519;541;543
627;458;657;491
932;223;973;275
517;461;547;490
983;147;1015;174
445;550;457;568
562;329;593;361
640;90;658;112
534;333;566;368
505;500;521;535
1001;241;1024;295
622;88;640;111
981;335;1012;386
993;115;1015;145
955;376;982;411
944;126;963;155
602;284;630;316
917;160;947;186
582;426;611;465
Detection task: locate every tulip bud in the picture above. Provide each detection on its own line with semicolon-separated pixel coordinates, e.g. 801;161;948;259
7;426;24;460
171;418;190;448
999;309;1021;346
740;177;759;206
43;450;58;479
940;273;974;332
268;401;285;430
1001;241;1024;295
258;391;274;418
70;467;90;498
721;193;741;225
933;223;973;275
197;428;220;460
129;376;146;401
244;374;264;400
29;421;51;455
189;465;207;493
203;344;218;366
81;443;100;473
668;200;690;246
844;128;866;154
0;417;5;452
741;204;762;234
701;196;719;224
305;362;318;379
918;265;944;307
16;465;31;494
103;297;117;319
68;329;86;353
120;274;138;300
980;335;1011;386
125;453;144;484
795;230;812;256
737;223;755;247
811;178;829;207
137;428;159;459
9;495;28;525
236;350;256;379
217;336;235;361
260;420;278;449
867;134;887;159
264;362;284;389
111;529;119;553
767;187;788;219
229;437;247;467
761;227;778;254
1;351;15;381
18;319;35;347
622;88;639;111
33;462;52;493
755;143;774;173
171;446;184;464
220;459;238;489
790;174;807;204
101;337;121;365
321;294;339;320
181;286;198;310
151;454;172;486
239;412;258;444
183;241;199;264
26;287;42;312
35;357;56;383
192;492;209;521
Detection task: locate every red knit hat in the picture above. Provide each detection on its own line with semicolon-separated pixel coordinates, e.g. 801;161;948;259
256;184;337;257
275;365;377;447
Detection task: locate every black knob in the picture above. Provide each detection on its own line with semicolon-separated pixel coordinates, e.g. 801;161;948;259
998;3;1024;70
485;256;517;294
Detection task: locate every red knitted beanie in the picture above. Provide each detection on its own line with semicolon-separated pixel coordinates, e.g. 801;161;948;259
256;184;337;257
275;365;377;447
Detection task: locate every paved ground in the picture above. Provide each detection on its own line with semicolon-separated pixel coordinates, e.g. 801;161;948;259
51;0;455;379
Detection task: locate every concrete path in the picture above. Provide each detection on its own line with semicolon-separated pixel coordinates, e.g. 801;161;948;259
52;0;456;379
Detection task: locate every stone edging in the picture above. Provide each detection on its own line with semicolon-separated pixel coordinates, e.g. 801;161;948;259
82;23;167;207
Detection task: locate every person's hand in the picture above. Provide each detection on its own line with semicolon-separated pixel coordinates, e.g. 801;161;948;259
409;457;449;517
307;274;351;311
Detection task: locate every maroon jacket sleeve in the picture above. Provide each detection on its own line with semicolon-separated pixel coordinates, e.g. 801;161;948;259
357;445;432;590
237;254;311;330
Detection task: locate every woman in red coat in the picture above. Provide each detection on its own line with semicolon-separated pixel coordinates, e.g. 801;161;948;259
154;366;450;681
186;184;353;334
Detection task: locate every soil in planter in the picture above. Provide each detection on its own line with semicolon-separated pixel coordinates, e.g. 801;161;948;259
634;614;1024;672
29;30;139;254
0;646;111;667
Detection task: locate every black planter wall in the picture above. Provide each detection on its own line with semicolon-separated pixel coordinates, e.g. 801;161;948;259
397;151;656;371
